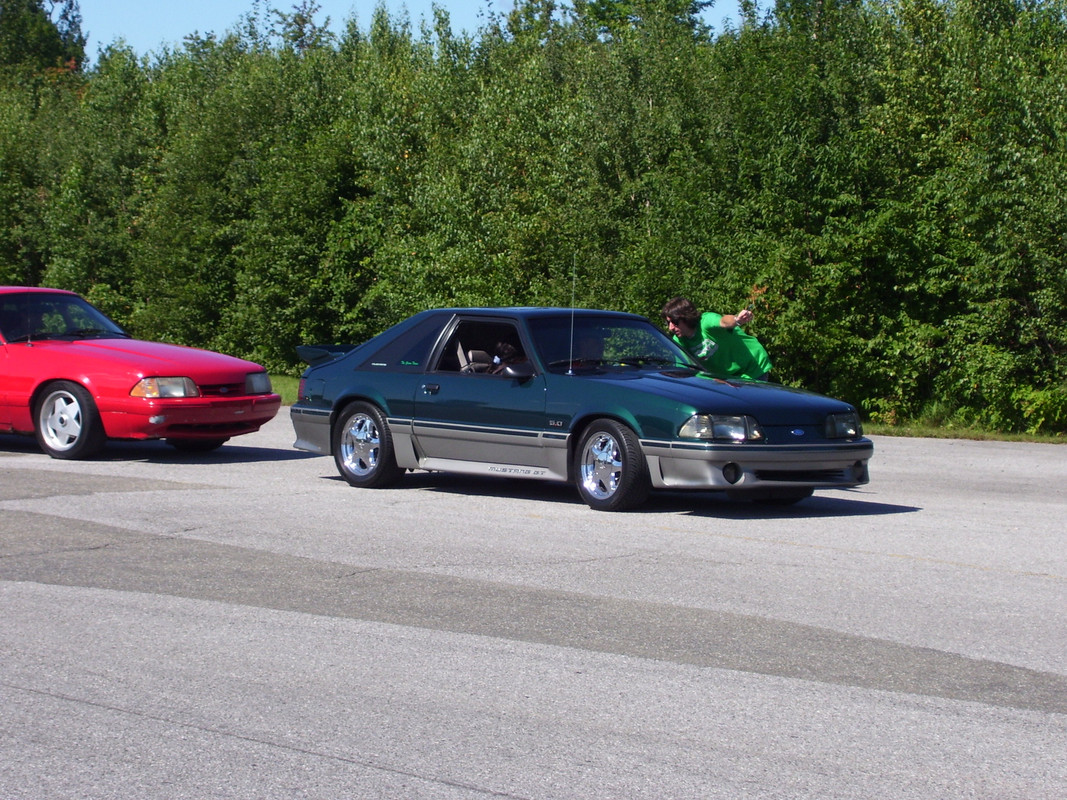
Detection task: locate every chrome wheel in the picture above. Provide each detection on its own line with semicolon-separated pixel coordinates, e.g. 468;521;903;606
574;419;649;511
332;401;403;488
580;431;623;501
340;412;382;476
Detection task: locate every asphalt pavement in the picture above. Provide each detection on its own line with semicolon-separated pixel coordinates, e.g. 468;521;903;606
1;416;1064;799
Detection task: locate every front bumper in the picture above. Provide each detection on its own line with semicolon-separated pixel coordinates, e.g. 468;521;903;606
641;438;873;491
101;394;282;440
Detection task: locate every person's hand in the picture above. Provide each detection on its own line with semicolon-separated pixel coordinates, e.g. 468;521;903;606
735;308;753;325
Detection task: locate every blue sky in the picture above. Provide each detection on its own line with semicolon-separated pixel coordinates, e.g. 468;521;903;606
78;1;742;58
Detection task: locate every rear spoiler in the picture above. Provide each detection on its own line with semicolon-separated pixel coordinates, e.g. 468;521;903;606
296;343;357;366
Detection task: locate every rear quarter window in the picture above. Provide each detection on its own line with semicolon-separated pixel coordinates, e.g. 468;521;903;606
360;321;442;372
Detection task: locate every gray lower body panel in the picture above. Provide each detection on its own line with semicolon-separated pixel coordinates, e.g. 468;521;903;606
642;439;873;491
294;403;872;494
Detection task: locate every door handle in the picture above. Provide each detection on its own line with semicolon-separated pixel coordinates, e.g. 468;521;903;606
421;383;440;395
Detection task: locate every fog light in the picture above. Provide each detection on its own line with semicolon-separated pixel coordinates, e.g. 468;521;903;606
722;462;742;484
149;415;166;424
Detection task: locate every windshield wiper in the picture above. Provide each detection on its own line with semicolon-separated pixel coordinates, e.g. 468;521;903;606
68;327;129;338
615;356;676;367
549;358;606;368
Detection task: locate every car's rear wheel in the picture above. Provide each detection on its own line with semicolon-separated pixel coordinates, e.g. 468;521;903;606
574;419;650;511
166;437;229;453
35;381;107;460
332;401;404;488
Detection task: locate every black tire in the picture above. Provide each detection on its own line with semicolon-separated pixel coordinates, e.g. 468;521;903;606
332;401;404;488
166;437;229;453
34;381;107;460
573;419;650;511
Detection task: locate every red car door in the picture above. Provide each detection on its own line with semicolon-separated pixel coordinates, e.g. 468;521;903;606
0;340;38;432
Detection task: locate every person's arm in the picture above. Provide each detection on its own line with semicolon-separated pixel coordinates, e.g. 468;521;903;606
719;309;753;329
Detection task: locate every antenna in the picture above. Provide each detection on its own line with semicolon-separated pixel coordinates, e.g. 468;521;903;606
567;253;576;375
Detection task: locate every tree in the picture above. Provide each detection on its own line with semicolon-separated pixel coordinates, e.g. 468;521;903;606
0;0;85;72
577;0;713;37
271;0;334;53
2;0;1065;431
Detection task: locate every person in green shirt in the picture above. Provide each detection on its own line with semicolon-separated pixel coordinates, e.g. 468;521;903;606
661;296;772;380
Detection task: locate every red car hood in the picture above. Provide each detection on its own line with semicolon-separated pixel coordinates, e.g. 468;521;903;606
36;337;264;382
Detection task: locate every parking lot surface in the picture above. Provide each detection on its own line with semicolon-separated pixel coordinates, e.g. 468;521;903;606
2;417;1065;798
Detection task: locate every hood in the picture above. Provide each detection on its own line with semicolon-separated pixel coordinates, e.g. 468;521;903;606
31;337;264;382
588;368;858;426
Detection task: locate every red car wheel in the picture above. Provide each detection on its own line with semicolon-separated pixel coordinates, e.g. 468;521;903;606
35;381;107;460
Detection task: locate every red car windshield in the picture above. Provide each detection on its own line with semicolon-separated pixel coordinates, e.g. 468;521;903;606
0;292;129;343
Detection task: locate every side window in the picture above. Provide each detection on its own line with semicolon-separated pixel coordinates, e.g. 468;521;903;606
437;321;527;375
0;300;22;340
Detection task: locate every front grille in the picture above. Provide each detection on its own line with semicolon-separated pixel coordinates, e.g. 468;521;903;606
198;382;246;397
755;469;850;483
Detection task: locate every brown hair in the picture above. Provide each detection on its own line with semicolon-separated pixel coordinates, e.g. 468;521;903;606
661;296;699;328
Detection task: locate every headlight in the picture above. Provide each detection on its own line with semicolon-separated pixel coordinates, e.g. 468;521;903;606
245;371;273;394
825;411;862;439
679;414;765;442
130;377;199;398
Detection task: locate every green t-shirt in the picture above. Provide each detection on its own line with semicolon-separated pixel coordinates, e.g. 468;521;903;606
673;312;772;380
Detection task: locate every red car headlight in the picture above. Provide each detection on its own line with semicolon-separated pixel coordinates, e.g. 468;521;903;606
130;377;199;398
245;371;273;395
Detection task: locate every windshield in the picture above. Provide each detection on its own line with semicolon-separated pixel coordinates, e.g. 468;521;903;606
528;314;697;373
0;292;129;343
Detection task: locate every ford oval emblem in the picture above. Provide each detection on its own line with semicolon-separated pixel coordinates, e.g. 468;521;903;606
790;428;806;437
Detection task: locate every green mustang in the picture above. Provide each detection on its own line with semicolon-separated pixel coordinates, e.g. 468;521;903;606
290;308;873;511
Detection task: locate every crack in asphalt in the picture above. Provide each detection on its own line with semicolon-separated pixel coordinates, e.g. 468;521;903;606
3;681;532;800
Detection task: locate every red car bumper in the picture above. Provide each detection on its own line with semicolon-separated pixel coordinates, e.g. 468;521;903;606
100;394;282;440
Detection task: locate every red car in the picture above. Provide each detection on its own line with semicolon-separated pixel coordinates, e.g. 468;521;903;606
0;286;281;459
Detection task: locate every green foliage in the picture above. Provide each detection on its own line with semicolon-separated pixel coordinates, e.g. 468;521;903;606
1015;384;1067;435
0;0;84;72
1;0;1066;432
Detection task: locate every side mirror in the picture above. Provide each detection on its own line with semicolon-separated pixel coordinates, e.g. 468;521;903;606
503;361;536;380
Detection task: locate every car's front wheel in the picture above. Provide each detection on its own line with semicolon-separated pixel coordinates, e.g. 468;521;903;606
35;381;107;460
574;419;650;511
332;401;404;488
